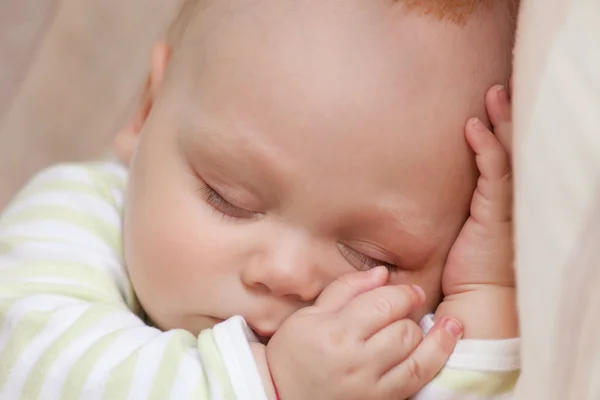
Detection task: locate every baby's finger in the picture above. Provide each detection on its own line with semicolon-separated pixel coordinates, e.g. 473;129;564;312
379;317;462;398
466;118;512;223
366;319;423;375
339;284;426;340
486;84;512;158
466;118;510;181
315;267;388;313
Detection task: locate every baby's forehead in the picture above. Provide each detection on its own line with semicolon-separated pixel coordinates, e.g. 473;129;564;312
165;0;514;201
167;0;514;79
167;0;514;199
173;2;506;101
169;0;512;38
168;1;511;148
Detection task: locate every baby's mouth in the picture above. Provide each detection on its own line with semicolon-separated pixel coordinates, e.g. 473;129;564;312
249;324;272;345
255;333;270;345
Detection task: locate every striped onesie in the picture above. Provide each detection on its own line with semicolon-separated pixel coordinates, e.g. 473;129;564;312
0;162;520;399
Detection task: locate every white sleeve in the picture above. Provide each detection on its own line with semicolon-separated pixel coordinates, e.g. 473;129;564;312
411;315;520;400
213;316;269;400
0;163;269;400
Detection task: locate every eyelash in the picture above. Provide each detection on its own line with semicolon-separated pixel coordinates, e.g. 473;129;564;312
199;183;398;273
338;244;398;273
199;184;260;220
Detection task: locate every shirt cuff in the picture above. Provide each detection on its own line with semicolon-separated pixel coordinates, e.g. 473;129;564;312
420;314;521;372
212;316;269;400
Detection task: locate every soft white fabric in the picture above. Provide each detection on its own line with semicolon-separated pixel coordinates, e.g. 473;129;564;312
213;316;269;400
421;315;521;372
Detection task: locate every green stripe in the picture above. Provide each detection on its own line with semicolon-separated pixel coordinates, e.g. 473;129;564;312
0;310;52;391
59;330;122;399
7;166;122;214
0;206;121;254
191;381;206;399
0;238;11;255
2;260;123;298
0;282;120;306
432;368;519;395
83;164;126;198
0;235;122;255
0;237;128;306
3;164;125;224
104;350;139;399
11;181;109;207
0;235;64;249
198;330;236;399
22;305;116;399
87;165;127;193
148;332;197;400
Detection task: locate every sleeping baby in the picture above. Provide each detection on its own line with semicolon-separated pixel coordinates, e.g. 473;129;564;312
0;0;519;399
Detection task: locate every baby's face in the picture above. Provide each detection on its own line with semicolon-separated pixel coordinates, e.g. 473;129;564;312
120;1;513;337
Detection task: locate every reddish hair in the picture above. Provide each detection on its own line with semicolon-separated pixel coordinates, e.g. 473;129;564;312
400;0;520;24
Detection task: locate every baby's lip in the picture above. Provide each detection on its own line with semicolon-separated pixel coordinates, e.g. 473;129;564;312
247;323;273;345
208;316;225;325
212;316;273;344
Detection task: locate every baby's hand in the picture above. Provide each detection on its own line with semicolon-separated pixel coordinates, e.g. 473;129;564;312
265;268;463;400
436;83;517;339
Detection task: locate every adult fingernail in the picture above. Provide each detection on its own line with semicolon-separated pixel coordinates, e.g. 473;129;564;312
496;85;509;104
411;285;426;303
443;318;464;339
470;117;486;133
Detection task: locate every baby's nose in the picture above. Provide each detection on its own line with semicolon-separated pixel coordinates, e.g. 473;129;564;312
241;239;328;303
243;259;324;303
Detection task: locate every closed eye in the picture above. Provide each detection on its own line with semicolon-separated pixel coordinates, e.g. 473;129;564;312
199;184;261;219
338;243;397;273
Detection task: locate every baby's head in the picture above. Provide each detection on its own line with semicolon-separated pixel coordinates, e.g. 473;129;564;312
115;0;516;337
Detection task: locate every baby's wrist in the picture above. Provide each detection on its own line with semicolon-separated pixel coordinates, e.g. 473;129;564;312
249;342;279;400
435;286;518;339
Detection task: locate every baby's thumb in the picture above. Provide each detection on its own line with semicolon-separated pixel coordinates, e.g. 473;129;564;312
315;267;388;312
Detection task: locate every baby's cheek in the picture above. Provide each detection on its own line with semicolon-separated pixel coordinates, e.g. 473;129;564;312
125;201;201;316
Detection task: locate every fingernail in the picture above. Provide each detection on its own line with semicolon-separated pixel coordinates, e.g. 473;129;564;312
369;266;387;279
496;85;508;104
443;318;463;339
411;285;426;303
470;117;486;133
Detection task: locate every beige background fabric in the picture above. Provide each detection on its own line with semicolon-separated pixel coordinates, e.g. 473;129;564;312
1;1;600;397
0;0;184;209
513;1;600;399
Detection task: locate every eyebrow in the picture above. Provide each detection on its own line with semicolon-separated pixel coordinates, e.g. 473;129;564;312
177;121;289;201
179;122;243;163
